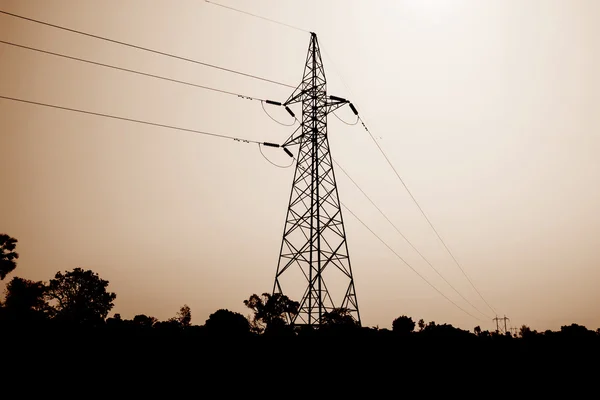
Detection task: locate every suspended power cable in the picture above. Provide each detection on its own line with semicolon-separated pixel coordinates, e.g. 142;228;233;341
0;39;265;102
320;42;369;124
333;159;493;320
203;0;310;34
1;4;496;321
318;39;498;316
340;202;484;322
357;115;498;316
0;9;295;89
260;101;297;126
331;110;359;126
258;144;294;169
0;94;268;145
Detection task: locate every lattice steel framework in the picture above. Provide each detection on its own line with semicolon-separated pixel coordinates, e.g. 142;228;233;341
273;33;360;327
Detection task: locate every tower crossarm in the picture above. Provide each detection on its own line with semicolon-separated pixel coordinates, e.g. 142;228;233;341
280;96;353;148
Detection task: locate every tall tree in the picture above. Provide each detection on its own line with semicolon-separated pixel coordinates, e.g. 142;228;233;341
175;304;191;327
244;292;299;333
2;277;48;322
159;305;193;329
46;268;116;326
0;234;19;280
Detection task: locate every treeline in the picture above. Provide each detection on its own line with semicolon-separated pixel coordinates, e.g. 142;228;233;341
2;233;599;347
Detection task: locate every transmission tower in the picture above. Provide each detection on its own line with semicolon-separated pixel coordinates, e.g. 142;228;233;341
272;32;360;327
493;315;510;334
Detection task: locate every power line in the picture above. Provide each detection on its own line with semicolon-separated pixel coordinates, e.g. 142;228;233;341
203;0;499;317
1;4;497;322
0;39;266;102
340;202;484;322
0;94;265;145
358;116;498;316
260;100;297;126
318;39;498;317
331;110;359;126
258;143;294;169
203;0;310;34
333;159;493;320
0;9;295;89
319;40;377;134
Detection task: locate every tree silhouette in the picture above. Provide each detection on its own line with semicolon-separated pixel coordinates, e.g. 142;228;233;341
422;322;472;338
204;309;250;336
2;276;48;323
156;305;193;330
1;233;598;352
105;313;124;328
175;304;191;327
0;234;19;280
133;314;158;328
392;315;415;334
321;307;358;326
559;323;596;338
45;267;116;326
478;329;491;338
519;324;537;339
244;292;299;334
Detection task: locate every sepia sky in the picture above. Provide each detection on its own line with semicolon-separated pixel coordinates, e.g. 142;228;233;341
1;0;599;332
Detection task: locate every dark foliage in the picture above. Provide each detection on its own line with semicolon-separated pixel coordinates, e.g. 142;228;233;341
1;234;599;386
392;315;415;334
46;267;117;326
0;234;19;280
244;292;299;334
204;308;250;336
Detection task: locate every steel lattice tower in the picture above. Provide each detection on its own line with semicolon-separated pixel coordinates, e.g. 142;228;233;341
273;32;360;327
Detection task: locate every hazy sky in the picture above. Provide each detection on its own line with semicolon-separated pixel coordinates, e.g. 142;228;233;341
1;0;598;332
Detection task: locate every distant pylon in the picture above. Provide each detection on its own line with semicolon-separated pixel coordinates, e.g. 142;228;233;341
493;315;510;334
272;32;360;327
